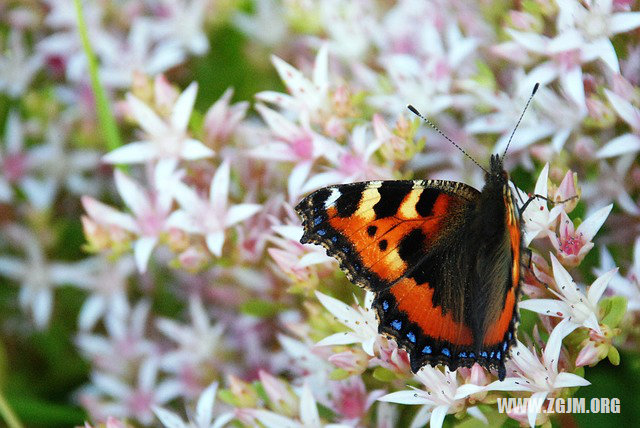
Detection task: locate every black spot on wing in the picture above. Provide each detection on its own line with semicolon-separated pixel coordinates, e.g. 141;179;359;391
373;182;411;218
397;228;427;265
335;182;366;217
378;239;388;251
415;188;440;217
367;225;377;237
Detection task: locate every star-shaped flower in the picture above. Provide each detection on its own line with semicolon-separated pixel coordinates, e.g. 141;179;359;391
256;45;331;123
379;366;486;428
82;163;179;272
153;381;233;428
548;204;612;267
167;161;261;257
519;253;618;338
0;225;96;328
237;383;350;428
103;82;214;165
485;322;590;427
0;30;42;98
315;291;379;357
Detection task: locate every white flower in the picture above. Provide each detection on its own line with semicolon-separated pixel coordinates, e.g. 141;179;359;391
103;82;214;165
167;161;261;257
555;0;640;72
0;225;96;328
152;0;212;56
239;383;350;428
74;256;135;331
24;121;101;209
315;291;379;356
268;223;333;282
89;357;182;425
153;382;233;428
485;322;590;427
465;85;555;156
519;253;618;338
96;20;185;89
233;0;287;47
156;296;225;392
379;366;486;428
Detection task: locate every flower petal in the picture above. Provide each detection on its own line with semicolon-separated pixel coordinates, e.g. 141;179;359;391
171;82;198;132
195;382;217;428
127;93;167;136
134;236;158;273
596;134;640;158
576;204;612;241
553;372;591;388
378;390;432;405
102;141;159;164
180;138;215;160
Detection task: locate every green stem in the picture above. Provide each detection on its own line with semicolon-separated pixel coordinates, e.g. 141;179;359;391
0;391;24;428
73;0;122;152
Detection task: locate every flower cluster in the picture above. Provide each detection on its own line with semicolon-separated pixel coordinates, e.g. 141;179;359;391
0;1;639;428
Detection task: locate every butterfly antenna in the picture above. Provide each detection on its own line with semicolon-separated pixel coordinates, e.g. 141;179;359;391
502;82;539;160
407;105;489;175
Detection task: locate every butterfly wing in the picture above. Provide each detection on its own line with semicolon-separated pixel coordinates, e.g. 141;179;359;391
296;180;516;374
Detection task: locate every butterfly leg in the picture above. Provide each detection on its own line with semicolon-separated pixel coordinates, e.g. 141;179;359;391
518;193;578;217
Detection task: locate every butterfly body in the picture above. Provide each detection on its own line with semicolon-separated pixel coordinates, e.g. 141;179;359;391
296;154;521;380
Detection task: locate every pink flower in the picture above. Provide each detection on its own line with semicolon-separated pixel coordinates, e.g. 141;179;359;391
82;164;178;273
167;161;261;257
256;45;331;122
87;358;182;425
331;377;383;423
156;296;225;397
238;382;350;428
204;87;249;145
549;169;580;213
548;204;612;266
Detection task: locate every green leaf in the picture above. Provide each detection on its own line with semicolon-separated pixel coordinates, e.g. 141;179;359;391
600;296;628;328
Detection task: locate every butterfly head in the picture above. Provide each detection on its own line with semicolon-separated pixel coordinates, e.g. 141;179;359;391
488;154;508;184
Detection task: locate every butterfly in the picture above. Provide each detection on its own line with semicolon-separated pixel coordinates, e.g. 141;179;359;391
295;85;541;381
